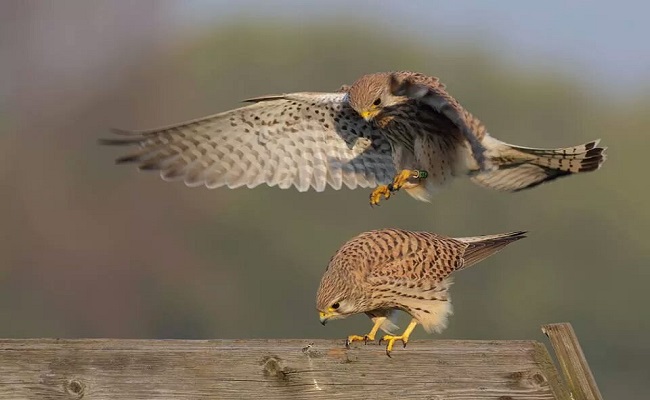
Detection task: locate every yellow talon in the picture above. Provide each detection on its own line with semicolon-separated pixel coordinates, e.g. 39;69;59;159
345;317;386;347
392;169;427;191
379;319;419;357
391;169;415;191
369;170;428;206
380;334;408;357
369;185;391;206
346;334;371;347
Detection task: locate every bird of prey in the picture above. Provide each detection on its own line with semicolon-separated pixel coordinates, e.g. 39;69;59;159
316;228;526;356
102;71;606;205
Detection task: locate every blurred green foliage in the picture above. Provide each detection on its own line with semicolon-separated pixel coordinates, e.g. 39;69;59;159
1;22;647;399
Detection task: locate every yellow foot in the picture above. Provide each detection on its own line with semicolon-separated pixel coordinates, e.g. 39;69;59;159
392;169;428;191
379;334;409;357
369;170;428;206
369;185;391;206
345;333;376;348
345;316;386;348
378;319;419;357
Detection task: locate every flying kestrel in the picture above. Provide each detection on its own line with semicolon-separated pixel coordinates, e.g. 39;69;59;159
316;228;526;356
102;71;606;205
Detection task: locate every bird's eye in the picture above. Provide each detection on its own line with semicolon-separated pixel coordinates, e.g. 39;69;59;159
331;302;340;310
373;98;381;106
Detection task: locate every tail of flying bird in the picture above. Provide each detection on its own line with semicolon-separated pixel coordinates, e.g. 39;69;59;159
471;137;606;192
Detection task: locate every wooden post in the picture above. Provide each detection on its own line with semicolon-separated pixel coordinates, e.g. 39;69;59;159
542;323;603;400
0;328;584;399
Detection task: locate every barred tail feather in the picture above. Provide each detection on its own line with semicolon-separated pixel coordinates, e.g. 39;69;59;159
456;231;527;269
471;138;606;192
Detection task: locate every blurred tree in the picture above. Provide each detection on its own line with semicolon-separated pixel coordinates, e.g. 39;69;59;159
0;5;647;399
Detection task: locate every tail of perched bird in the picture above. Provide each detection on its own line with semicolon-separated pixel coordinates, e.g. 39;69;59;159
471;137;606;192
456;231;527;269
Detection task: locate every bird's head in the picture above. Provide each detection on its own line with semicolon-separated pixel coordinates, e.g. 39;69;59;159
347;72;405;122
316;260;364;325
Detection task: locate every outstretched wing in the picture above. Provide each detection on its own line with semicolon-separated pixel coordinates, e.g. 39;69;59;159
101;92;395;192
389;72;490;171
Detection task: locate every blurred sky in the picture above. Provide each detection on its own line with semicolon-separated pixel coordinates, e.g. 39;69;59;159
177;0;650;93
3;0;650;122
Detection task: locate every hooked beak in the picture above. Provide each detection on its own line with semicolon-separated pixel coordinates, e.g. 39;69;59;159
360;109;379;121
319;311;331;325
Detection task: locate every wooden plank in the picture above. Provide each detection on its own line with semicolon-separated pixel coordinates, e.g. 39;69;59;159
0;338;567;400
542;323;603;400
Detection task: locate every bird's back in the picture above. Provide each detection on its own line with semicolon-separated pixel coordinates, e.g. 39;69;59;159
345;229;526;279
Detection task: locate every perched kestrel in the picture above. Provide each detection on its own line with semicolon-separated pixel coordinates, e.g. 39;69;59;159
316;229;526;356
102;71;606;205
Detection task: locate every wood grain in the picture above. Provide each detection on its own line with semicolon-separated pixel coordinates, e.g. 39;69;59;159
0;338;570;399
542;323;603;400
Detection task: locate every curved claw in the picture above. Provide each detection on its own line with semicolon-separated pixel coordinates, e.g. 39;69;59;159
369;185;392;206
379;336;393;357
387;169;429;196
380;335;409;357
347;334;373;348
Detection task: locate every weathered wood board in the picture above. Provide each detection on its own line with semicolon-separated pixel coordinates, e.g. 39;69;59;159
0;338;571;399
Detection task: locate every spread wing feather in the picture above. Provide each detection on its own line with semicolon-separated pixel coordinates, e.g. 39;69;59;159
102;92;395;192
389;72;490;171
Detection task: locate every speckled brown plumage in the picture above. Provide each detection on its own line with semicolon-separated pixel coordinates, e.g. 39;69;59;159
316;229;526;354
102;71;606;203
